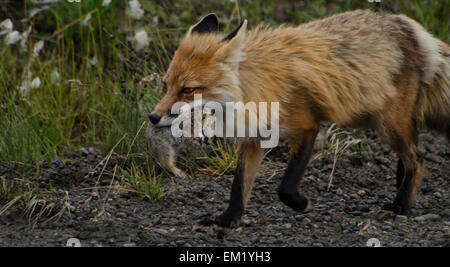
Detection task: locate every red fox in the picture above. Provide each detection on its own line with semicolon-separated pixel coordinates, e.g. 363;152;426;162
149;10;450;227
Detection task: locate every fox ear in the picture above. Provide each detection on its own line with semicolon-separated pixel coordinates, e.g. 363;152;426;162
215;20;247;64
188;13;219;35
222;20;245;42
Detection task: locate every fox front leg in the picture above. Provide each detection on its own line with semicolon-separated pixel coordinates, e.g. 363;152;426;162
218;142;264;227
200;141;264;228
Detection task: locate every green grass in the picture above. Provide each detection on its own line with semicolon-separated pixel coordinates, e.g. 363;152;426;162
0;0;448;213
200;140;239;176
121;163;167;201
0;175;67;227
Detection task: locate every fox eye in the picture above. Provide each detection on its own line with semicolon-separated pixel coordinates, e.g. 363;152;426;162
181;86;200;95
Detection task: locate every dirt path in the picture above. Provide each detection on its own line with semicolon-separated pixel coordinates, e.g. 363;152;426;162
0;129;448;247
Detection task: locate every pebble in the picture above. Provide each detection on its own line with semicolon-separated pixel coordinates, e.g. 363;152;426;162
377;190;388;198
175;240;186;246
154;228;169;235
116;212;127;218
440;209;450;217
414;214;441;222
1;130;447;247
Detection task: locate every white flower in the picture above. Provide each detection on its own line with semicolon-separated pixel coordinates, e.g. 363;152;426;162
82;13;91;27
19;70;32;96
19;83;30;96
89;56;98;67
102;0;111;7
127;0;144;20
133;28;149;51
28;6;50;20
31;77;41;89
5;30;21;45
0;19;13;35
152;16;158;25
33;40;44;57
51;69;60;84
20;25;32;51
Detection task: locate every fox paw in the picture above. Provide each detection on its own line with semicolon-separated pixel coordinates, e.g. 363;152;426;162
215;212;242;228
279;191;310;212
382;202;410;215
196;212;242;228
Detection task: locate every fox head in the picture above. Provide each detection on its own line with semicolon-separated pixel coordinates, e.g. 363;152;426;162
149;14;248;126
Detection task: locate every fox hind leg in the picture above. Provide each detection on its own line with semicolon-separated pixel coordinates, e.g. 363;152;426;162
396;159;405;189
380;122;423;215
278;127;319;212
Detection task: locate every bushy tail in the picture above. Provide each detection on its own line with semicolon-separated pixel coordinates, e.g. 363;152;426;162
418;40;450;140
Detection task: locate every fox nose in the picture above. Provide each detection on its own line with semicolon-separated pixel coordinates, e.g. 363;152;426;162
148;113;161;124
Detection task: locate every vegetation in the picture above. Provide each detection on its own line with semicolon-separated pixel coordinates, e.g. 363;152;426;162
0;0;448;210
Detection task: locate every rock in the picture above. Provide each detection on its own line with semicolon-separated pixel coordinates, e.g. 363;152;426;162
123;243;137;247
440;209;450;217
357;190;366;197
154;228;169;235
283;223;292;229
175;240;186;246
414;214;441;222
116;212;127;218
396;215;408;221
433;192;442;198
414;216;426;222
336;188;343;196
377;190;388;198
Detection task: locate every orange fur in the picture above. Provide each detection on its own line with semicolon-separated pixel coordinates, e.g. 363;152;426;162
151;10;450;224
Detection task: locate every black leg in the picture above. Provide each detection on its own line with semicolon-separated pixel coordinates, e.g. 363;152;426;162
215;160;244;227
278;129;318;212
382;129;423;215
199;142;263;228
396;159;405;189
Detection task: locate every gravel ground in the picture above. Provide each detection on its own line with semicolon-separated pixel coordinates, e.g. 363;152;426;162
0;128;448;247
